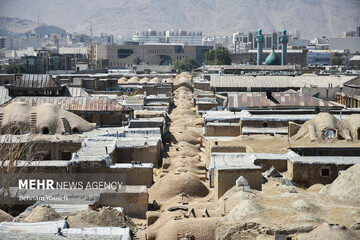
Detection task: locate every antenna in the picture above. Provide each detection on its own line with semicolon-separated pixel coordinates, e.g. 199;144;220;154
37;12;40;47
90;21;93;41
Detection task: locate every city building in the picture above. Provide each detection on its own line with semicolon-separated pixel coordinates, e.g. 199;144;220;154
329;37;360;53
96;44;212;67
307;51;332;66
337;76;360;108
233;29;296;53
132;29;202;45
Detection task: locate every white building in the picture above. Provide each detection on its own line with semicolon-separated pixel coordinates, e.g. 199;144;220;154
132;29;202;45
307;51;332;66
329;37;360;53
232;30;295;53
59;46;88;55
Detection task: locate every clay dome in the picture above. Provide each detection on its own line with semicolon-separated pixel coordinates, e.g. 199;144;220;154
117;77;128;84
127;76;140;84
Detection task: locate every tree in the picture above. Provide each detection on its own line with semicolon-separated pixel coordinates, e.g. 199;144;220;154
3;64;27;74
313;106;321;114
132;56;142;65
173;57;200;72
332;56;342;66
205;47;232;65
0;133;46;215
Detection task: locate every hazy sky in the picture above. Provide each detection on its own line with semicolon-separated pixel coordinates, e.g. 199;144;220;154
0;0;359;39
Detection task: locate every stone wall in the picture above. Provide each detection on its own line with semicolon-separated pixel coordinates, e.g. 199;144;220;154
206;124;240;137
215;168;262;199
111;142;162;166
99;186;148;218
287;159;339;187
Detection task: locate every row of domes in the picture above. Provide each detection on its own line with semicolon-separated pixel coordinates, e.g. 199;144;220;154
118;77;174;84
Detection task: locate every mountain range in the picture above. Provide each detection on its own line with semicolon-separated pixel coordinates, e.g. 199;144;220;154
0;0;359;39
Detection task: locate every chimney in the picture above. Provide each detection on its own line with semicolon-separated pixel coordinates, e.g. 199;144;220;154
266;91;272;99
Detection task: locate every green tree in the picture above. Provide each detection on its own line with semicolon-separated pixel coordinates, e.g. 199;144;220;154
4;64;27;74
126;88;141;96
313;106;321;114
332;56;342;65
205;47;232;65
173;57;200;72
132;56;142;65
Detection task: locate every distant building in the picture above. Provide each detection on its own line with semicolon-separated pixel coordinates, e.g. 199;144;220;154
307;51;332;66
132;29;203;45
96;44;212;67
233;49;308;67
233;30;295;53
337;76;360;108
93;33;114;45
342;31;357;38
292;39;311;49
329;37;360;53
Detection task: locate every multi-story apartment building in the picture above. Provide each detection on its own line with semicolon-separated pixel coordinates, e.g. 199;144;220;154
132;29;202;45
233;30;295;53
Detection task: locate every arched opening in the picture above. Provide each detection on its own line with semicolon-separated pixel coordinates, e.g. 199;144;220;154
263;122;268;128
41;127;50;134
324;129;335;139
72;127;80;134
10;125;21;135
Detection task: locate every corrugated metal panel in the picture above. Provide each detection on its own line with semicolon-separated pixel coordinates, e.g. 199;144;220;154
210;75;355;89
11;74;61;89
0;86;11;105
228;92;342;109
64;86;91;97
340;86;360;97
6;96;127;112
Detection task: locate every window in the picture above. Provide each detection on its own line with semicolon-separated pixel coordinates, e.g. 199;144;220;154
42;127;50;134
11;125;21;135
324;130;334;139
174;45;184;53
321;168;330;177
61;151;72;160
72;127;80;134
263;122;268;128
117;49;134;58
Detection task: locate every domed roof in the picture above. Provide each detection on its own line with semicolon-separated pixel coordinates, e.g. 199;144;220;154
149;77;159;83
117;77;128;84
127;76;140;83
265;50;281;65
139;77;150;84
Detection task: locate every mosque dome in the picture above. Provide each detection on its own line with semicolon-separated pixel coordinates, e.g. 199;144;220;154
265;50;281;65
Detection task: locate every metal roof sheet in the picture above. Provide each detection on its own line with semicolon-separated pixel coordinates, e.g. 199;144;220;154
199;65;297;71
228;92;342;109
9;74;61;89
6;96;128;112
64;86;91;97
0;86;11;105
289;156;360;165
210;75;355;89
210;153;261;170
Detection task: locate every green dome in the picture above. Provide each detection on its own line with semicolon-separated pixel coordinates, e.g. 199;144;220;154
265;50;281;65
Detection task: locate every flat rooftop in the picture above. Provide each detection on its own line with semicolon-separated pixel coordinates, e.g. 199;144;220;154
288;156;360;165
211;153;261;170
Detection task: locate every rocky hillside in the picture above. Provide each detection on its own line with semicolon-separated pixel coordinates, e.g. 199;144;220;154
0;0;359;39
0;16;66;37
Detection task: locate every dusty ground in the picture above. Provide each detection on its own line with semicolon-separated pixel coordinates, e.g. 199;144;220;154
146;74;360;239
2;73;360;239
